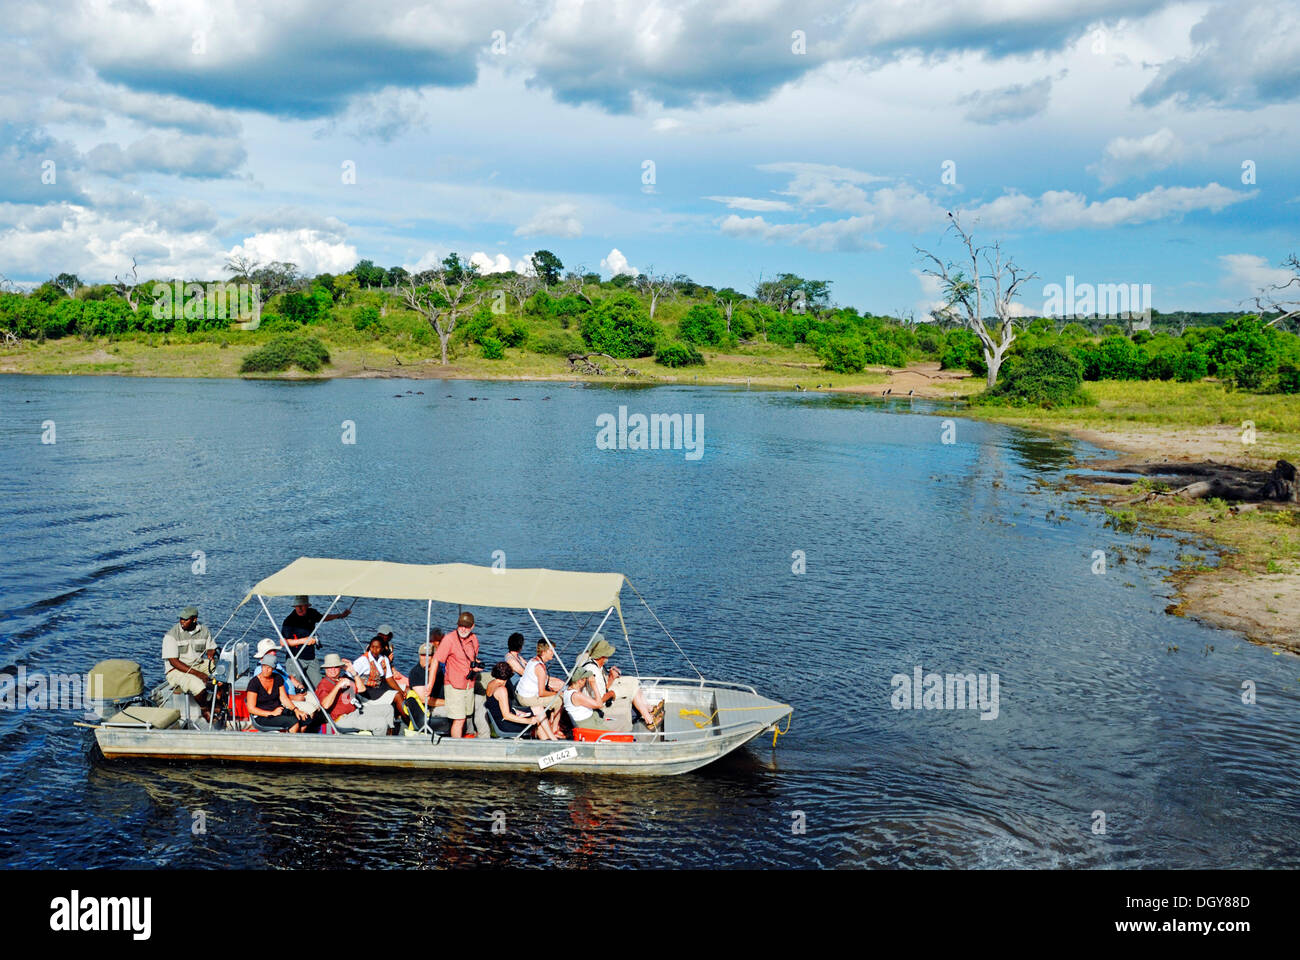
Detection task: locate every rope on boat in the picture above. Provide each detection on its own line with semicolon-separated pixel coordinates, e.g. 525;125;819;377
678;705;793;747
625;579;704;680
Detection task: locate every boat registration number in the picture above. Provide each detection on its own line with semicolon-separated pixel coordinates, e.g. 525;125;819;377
538;746;577;770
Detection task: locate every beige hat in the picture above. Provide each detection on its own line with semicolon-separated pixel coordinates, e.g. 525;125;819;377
255;638;280;660
322;652;345;669
588;634;615;659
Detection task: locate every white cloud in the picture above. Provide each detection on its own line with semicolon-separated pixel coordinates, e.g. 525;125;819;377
1219;253;1296;298
469;251;515;274
704;195;794;212
83;134;247;179
228;229;357;275
600;248;639;277
1088;128;1186;187
514;203;583;238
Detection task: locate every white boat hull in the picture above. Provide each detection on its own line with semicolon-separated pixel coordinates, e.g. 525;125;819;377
92;680;791;777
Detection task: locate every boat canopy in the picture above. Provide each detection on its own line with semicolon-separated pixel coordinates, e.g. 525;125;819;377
239;557;625;613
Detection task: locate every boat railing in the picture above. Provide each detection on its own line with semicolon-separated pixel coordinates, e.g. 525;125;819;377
634;676;758;695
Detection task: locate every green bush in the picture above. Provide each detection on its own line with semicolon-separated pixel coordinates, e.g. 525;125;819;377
1173;349;1208;383
978;344;1091;408
239;335;331;374
816;334;867;373
939;329;986;376
353;305;380;331
480;335;505;360
579;293;661;358
1276;362;1300;394
532;331;585;356
678;304;729;346
655;341;704;367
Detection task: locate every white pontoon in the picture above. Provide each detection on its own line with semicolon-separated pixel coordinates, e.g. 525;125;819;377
84;558;792;776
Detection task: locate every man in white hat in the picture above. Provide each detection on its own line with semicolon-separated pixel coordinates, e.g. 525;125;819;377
162;606;217;721
315;652;392;735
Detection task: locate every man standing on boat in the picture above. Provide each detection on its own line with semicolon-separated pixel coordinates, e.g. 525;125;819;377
434;611;483;739
162;606;217;722
281;595;351;687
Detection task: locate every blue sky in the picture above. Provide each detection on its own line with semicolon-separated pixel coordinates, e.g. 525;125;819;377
1;0;1297;315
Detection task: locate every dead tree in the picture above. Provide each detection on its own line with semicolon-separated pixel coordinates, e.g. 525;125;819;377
504;272;539;311
402;270;484;365
113;257;141;312
634;268;677;322
918;213;1037;388
567;353;639;377
1252;253;1300;332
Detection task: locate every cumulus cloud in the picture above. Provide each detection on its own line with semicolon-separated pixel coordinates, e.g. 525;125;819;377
1088;128;1186;187
600;248;639;277
1137;0;1300;109
514;203;583;238
1219;253;1297;298
957;76;1053;125
719;213;882;252
227;228;358;275
469;251;514;274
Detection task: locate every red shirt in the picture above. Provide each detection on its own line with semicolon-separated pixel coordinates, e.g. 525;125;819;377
315;675;356;720
435;629;479;690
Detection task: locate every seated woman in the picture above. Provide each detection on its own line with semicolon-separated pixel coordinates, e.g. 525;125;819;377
245;652;313;732
504;633;528;689
561;672;628;734
515;640;565;720
484;662;561;740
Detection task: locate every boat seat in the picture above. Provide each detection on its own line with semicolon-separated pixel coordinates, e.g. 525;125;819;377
103;705;181;729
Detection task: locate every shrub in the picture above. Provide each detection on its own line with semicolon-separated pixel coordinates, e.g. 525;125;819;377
532;331;585;356
655;341;704;367
816;334;867;373
978;344;1091;408
677;304;729;346
579;293;661;358
1276;362;1300;395
860;334;906;368
353;305;380;331
939;329;986;375
480;335;505;359
1093;335;1145;380
239;335;331;374
1173;349;1208;383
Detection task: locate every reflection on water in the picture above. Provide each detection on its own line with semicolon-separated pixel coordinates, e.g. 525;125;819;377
1;375;1298;869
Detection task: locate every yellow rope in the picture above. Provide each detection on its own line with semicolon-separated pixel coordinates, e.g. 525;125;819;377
677;705;793;747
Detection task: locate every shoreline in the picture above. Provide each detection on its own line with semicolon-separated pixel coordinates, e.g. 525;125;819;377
5;341;1296;651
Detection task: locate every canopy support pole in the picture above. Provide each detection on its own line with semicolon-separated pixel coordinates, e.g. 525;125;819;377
515;607;575;740
257;594;340;736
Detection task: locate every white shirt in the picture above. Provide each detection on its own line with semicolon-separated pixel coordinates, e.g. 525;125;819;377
562;688;593;723
517;657;547;698
353;652;392;680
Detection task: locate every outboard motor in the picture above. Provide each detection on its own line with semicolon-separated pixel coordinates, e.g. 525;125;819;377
85;659;144;722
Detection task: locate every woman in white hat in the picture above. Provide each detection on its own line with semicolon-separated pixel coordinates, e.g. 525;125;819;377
245;650;313;733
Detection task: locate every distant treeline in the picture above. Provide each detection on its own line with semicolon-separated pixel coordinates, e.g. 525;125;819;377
3;255;1297;392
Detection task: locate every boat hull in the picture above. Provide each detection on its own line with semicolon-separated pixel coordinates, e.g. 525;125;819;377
91;681;791;777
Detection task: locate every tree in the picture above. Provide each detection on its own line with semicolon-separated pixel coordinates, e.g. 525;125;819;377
1251;252;1300;333
53;273;80;296
917;213;1037;389
633;268;677;322
224;254;260;282
386;266;409;287
504;271;539;310
559;265;594;304
714;287;743;337
352;259;387;288
401;258;484;364
578;292;660;358
113;257;141;312
250;261;301;296
530;250;564;287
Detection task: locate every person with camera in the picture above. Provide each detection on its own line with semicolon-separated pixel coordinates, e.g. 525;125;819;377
574;635;661;731
434;611;484;738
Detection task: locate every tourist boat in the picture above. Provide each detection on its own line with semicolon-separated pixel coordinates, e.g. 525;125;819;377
83;558;792;776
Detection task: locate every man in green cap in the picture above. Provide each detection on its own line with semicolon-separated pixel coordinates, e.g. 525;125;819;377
162;606;217;721
281;595;351;686
574;633;661;731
